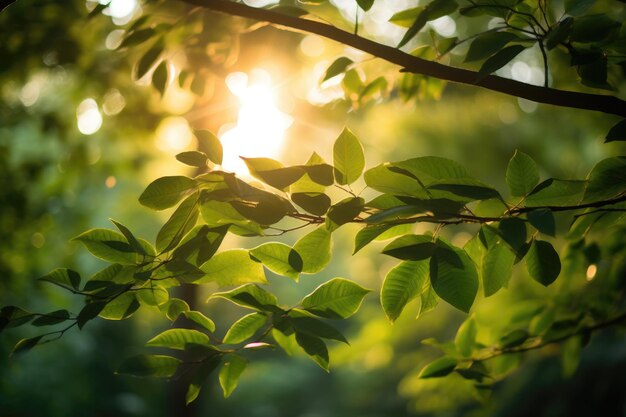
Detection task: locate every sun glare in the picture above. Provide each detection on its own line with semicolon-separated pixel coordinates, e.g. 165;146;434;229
220;70;293;175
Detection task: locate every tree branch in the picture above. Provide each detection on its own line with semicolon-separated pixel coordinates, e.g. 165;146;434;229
180;0;626;118
471;310;626;363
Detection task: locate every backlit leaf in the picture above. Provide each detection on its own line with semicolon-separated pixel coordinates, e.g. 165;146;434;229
38;268;81;291
139;176;196;210
146;329;210;350
506;150;539;197
199;250;266;286
419;356;457;378
322;57;353;82
382;234;436;261
183;311;216;332
210;284;279;312
223;313;267;344
333;128;365;185
293;226;332;274
219;354;247;398
430;242;478;313
250;242;303;280
300;278;370;319
73;229;138;264
381;260;429;322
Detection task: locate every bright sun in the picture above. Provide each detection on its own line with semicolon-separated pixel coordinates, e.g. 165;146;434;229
219;69;293;175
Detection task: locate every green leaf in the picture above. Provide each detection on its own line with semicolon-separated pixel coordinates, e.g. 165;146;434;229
479;44;526;75
498;218;527;255
418;287;438;318
119;28;156;49
333;128;365;185
428;179;501;201
430;242;478;313
176;151;208;168
156;193;199;253
100;292;141;320
455;315;477;357
291;313;348;344
110;220;148;255
605;119;626;143
146;329;210;350
564;0;595;16
525;240;561;286
158;259;205;284
295;333;329;371
172;225;228;266
583;157;626;203
117;354;181;378
0;306;33;331
242;157;306;190
381;260;430;322
250;242;303;280
322;57;353;82
356;0;375;11
418;357;457;378
165;298;190;321
481;241;515;296
11;336;43;355
500;329;529;348
272;329;299;356
353;224;396;254
364;164;423;196
31;310;70;326
391;6;427;27
527;209;556;236
327;197;364;228
219;355;248;398
183;311;216;332
465;31;520;62
397;0;458;48
291;192;331;216
38;268;81;291
139;176;196;210
300;278;370;319
223;313;268;344
382;234;436;261
152;60;168;97
73;229;137;264
530;309;555;335
570;14;619;43
199;250;266;286
391;156;470;185
506;150;539;197
135;40;163;80
135;285;169;307
293;226;332;274
194;129;223;165
185;359;221;405
545;17;574;50
525;179;586;207
77;301;107;329
210;284;279;312
561;335;582;377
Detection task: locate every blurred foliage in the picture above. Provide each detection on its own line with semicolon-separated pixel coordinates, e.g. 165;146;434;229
2;0;626;416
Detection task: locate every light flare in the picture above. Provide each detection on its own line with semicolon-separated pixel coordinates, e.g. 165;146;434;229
220;70;293;175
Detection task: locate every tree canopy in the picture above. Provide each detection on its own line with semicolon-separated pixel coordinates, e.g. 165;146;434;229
1;0;626;415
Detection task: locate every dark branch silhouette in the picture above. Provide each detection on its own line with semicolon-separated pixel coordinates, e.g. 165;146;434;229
180;0;626;118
